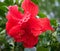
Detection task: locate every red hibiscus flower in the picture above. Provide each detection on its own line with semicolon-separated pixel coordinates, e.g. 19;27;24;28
6;0;54;48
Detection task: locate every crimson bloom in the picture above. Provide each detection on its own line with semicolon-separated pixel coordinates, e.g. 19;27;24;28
6;0;54;48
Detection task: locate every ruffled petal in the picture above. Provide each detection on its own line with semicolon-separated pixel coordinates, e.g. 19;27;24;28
21;0;38;17
8;25;21;37
23;33;38;48
7;5;23;20
6;22;25;42
8;25;25;42
6;21;17;33
28;17;43;37
39;18;54;32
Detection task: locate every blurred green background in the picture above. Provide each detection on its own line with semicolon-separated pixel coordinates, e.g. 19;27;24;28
0;0;60;51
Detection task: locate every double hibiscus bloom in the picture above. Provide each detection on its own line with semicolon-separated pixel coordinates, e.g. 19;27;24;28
6;0;54;48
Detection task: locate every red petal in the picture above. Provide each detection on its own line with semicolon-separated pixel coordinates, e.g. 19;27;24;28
28;17;43;37
7;5;23;20
21;0;38;17
39;18;54;32
8;25;20;36
23;33;38;48
8;25;25;42
6;21;17;33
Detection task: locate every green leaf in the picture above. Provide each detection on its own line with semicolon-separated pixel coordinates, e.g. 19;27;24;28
4;0;14;6
38;12;47;18
0;6;7;17
0;6;7;12
32;0;39;4
37;47;49;51
50;19;58;30
50;19;57;26
0;2;7;6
